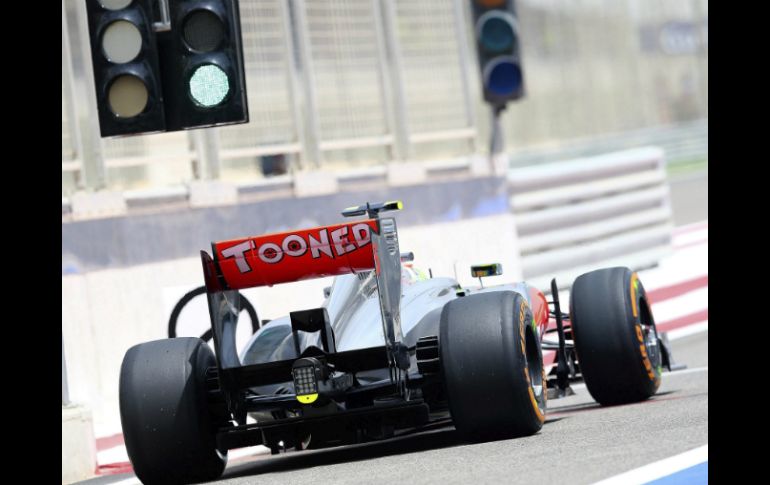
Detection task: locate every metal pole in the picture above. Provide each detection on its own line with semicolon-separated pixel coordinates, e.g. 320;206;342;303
152;0;172;32
62;0;85;190
693;0;708;117
452;0;479;152
194;129;222;180
205;128;222;180
489;105;506;173
280;0;309;172
490;105;505;155
62;331;70;406
377;0;411;161
291;0;323;168
74;0;106;190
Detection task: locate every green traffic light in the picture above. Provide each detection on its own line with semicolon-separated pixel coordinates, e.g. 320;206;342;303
189;64;230;108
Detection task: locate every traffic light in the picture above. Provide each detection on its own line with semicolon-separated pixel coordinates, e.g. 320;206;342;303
84;0;248;137
85;0;166;137
157;0;248;131
470;0;524;107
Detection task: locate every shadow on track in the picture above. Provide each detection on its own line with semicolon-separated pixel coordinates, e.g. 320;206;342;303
547;390;681;416
222;426;468;479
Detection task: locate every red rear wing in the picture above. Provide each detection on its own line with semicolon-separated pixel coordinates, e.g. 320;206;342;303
202;220;379;291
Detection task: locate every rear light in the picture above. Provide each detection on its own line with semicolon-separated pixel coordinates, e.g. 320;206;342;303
292;358;321;404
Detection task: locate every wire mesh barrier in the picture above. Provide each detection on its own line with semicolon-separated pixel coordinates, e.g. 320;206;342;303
218;0;302;179
396;0;476;158
304;0;393;167
62;0;707;196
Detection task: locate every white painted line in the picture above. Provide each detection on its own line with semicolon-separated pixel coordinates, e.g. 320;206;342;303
672;228;708;248
637;246;707;290
97;446;129;466
673;220;708;236
105;478;140;485
592;444;707;485
650;287;708;323
666;321;708;340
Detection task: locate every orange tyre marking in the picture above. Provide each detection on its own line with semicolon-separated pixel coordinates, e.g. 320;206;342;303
519;300;544;423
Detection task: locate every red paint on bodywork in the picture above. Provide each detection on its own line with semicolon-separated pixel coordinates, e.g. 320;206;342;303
528;286;549;340
211;220;379;290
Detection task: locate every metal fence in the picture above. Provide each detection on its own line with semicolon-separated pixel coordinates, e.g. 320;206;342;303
61;0;707;196
218;0;304;176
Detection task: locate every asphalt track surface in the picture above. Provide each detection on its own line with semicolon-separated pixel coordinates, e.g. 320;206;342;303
77;330;707;485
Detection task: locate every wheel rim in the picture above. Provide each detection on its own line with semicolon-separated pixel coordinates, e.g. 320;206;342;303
524;325;545;408
639;297;662;375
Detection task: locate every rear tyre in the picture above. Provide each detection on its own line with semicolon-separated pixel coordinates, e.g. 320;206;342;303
440;291;546;441
119;338;227;484
570;267;662;406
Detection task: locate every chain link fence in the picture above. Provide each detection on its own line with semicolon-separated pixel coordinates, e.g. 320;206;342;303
218;0;303;180
62;0;707;196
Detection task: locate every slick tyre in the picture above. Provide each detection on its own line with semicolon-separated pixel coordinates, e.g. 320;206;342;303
119;338;227;484
570;267;662;406
440;291;546;441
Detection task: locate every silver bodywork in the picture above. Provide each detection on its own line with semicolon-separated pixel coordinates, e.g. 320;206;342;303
239;265;535;390
227;203;537;398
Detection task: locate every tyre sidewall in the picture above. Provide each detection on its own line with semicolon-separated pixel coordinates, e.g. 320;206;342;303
570;267;661;405
440;291;545;440
119;338;227;484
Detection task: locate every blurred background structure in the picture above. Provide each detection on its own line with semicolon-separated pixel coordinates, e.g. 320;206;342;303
62;0;707;195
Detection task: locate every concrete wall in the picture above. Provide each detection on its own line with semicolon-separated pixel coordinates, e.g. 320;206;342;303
62;404;96;483
62;174;509;272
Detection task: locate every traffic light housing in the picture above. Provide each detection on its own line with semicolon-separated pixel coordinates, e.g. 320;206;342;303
84;0;248;138
158;0;248;131
470;0;524;107
85;0;166;137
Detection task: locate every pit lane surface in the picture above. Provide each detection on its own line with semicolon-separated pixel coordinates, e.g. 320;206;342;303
76;330;707;485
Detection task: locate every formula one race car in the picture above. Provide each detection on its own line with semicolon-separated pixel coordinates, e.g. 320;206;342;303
119;201;672;484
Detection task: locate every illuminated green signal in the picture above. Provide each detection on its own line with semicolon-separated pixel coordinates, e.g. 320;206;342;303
189;64;230;107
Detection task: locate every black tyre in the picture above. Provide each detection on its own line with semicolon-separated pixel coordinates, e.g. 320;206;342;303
570;267;662;406
440;291;546;441
120;338;227;484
